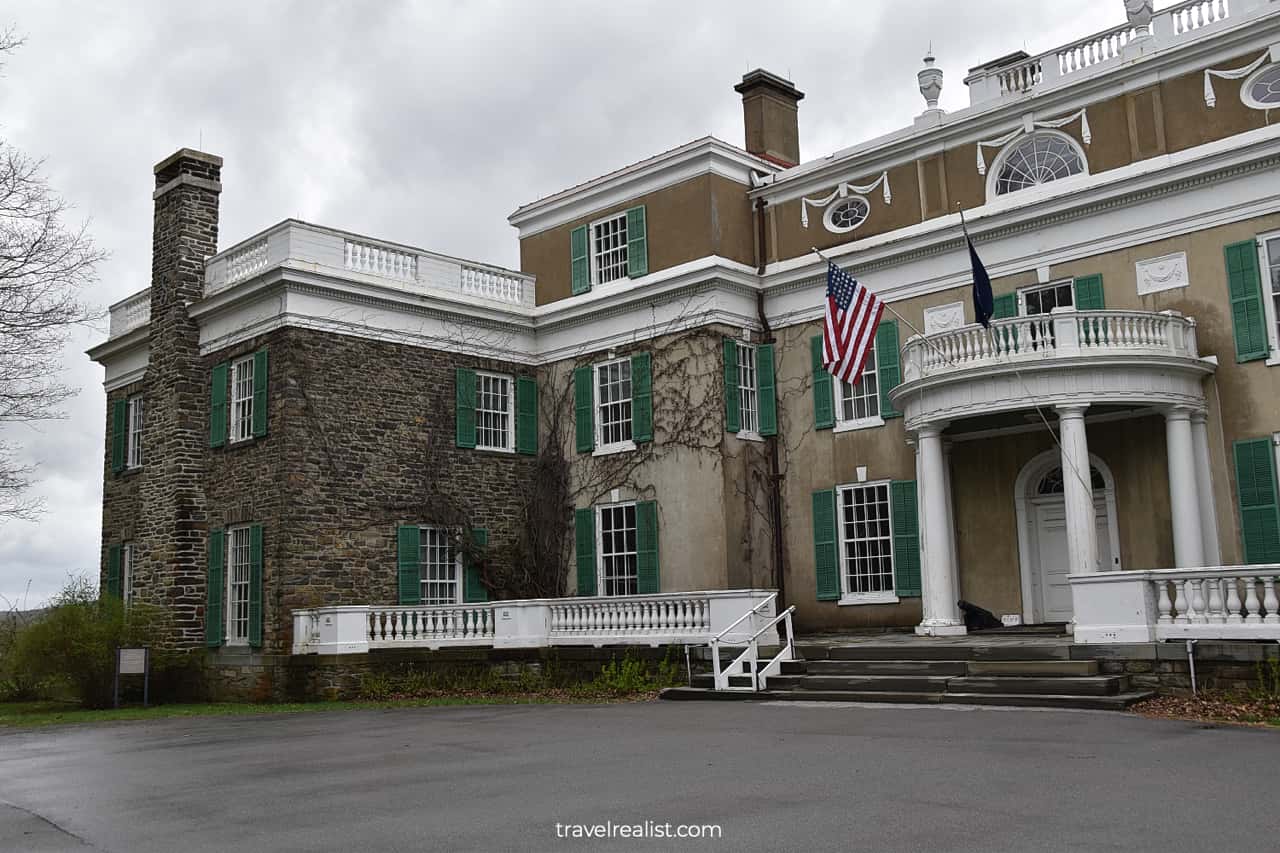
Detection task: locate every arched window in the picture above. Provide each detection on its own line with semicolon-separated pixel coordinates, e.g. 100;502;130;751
1036;465;1106;496
823;195;870;234
1242;64;1280;110
992;131;1087;197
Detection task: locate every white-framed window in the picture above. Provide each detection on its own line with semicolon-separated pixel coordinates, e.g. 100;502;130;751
823;195;870;234
419;526;461;606
1017;280;1074;316
836;481;897;604
1242;64;1280;110
122;543;135;606
737;343;759;436
230;356;255;443
990;131;1087;198
834;343;882;431
594;357;634;452
589;212;629;285
597;502;638;597
1255;232;1280;363
475;372;514;452
125;395;144;469
226;525;252;645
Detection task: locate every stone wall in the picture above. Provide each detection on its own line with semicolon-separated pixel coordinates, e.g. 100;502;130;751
1077;641;1280;696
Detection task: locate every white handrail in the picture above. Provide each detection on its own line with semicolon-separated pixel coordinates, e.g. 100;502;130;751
713;592;777;642
710;603;796;691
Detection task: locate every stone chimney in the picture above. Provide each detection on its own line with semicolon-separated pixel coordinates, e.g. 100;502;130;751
734;69;804;167
141;148;222;648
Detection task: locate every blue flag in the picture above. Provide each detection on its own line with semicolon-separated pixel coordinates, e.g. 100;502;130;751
969;237;993;328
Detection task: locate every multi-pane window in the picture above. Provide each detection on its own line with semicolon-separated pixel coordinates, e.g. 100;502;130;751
1021;281;1074;316
994;132;1086;196
419;526;459;605
122;543;135;606
737;344;759;435
595;358;633;448
837;483;895;598
226;526;252;644
126;395;144;469
590;213;629;285
598;502;638;597
230;357;255;443
476;373;514;452
1262;236;1280;355
836;344;879;426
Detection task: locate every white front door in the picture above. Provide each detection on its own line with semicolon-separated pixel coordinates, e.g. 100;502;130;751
1030;497;1113;623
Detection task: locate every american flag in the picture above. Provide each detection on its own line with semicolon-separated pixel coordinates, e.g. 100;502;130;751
823;261;885;385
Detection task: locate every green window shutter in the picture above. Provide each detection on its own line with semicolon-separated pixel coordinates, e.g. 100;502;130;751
516;376;538;455
626;205;648;278
891;480;922;596
991;293;1017;319
631;352;653;443
1234;438;1280;564
810;335;834;430
876;320;901;419
111;399;127;473
813;489;839;601
636;500;659;594
1073;274;1105;310
1224;240;1269;362
252;349;269;437
573;366;594;453
248;524;264;648
455;368;477;449
397;525;422;605
106;544;122;599
757;344;778;437
465;528;489;602
210;361;228;448
571;225;590;295
206;529;225;647
723;338;740;433
574;508;597;596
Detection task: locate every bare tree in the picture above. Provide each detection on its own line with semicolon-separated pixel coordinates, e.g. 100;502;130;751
0;28;105;519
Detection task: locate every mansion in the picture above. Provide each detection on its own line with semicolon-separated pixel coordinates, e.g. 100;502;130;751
93;0;1280;664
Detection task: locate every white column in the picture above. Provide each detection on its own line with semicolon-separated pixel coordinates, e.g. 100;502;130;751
942;440;961;601
1190;410;1221;566
915;423;966;636
1166;405;1205;568
1056;404;1098;575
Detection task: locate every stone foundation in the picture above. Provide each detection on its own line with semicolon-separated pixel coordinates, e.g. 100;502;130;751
1077;641;1280;695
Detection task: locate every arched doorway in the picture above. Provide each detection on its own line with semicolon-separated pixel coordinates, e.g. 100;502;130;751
1013;451;1121;624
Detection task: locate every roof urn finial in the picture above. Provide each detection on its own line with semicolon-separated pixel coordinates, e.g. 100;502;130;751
1125;0;1154;37
918;50;943;111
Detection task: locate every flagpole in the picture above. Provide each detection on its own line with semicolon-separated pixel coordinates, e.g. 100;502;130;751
809;246;930;341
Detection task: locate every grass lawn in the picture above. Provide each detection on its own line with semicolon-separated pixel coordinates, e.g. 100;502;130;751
0;694;584;728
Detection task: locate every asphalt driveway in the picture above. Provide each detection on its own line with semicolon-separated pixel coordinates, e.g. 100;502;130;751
0;700;1275;852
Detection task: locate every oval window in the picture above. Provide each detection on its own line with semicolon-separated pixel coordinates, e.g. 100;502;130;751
1242;64;1280;110
823;196;870;234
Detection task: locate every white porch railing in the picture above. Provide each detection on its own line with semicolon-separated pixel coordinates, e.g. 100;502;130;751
291;589;778;654
107;289;151;338
901;308;1199;383
1071;565;1280;643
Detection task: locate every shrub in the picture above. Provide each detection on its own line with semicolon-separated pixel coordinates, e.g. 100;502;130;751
7;576;175;709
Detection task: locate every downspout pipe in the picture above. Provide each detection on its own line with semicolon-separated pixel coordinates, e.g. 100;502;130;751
754;196;787;612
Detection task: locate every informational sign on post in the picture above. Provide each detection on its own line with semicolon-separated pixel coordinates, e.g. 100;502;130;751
114;647;151;708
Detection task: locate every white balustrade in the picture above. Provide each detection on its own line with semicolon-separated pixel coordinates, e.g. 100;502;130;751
225;237;269;285
1072;565;1280;643
108;290;151;338
461;265;524;304
345;239;418;282
368;604;495;648
997;57;1042;95
1170;0;1230;36
1056;25;1142;77
549;594;711;641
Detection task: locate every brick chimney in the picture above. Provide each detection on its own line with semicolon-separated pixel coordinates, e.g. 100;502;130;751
140;148;222;648
734;69;804;167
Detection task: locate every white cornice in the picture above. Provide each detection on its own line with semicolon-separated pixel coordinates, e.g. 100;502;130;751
754;6;1280;205
507;137;777;238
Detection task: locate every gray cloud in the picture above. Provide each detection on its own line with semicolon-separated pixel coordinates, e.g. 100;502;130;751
0;0;1124;604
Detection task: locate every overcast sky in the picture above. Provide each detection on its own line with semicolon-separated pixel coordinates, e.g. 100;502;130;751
0;0;1132;606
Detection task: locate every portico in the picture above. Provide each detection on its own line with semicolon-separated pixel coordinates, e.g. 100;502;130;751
891;306;1218;633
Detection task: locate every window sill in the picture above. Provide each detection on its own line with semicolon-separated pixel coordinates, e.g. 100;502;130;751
475;445;515;455
735;430;764;443
833;416;885;434
1266;353;1280;367
215;434;268;452
838;592;900;607
593;441;636;457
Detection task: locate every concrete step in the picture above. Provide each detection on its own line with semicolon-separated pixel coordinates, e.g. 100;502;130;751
945;675;1129;696
766;674;952;692
940;691;1155;711
659;686;1156;711
966;660;1098;677
817;644;1072;662
805;660;968;676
